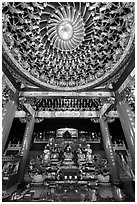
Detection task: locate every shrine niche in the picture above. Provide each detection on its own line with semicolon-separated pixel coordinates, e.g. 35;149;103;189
56;128;78;138
63;131;71;139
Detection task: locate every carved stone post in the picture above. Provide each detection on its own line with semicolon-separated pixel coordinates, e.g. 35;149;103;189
115;92;135;169
100;116;119;184
18;114;35;184
2;92;18;154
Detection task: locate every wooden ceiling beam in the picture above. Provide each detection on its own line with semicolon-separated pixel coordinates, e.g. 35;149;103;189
2;74;17;93
15;110;135;118
99;103;112;117
19;91;114;98
2;60;20;91
118;68;135;93
23;103;35;116
113;49;135;92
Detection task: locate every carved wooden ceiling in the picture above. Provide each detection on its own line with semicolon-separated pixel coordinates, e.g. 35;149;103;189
2;2;135;91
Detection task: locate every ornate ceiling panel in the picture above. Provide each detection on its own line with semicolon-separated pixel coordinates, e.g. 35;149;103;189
2;2;134;91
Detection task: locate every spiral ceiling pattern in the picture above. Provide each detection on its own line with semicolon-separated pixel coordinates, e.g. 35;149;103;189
42;6;85;52
2;2;134;91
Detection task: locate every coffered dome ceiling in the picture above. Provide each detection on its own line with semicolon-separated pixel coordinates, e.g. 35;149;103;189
2;2;134;91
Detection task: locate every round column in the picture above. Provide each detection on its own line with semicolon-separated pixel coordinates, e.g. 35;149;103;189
18;114;35;184
115;92;135;169
2;93;18;154
100;116;119;184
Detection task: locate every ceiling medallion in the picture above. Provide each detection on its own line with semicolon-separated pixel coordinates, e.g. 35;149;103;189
47;6;85;52
58;21;73;41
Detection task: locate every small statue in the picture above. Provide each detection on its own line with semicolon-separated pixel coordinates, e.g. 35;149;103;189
64;145;73;160
91;189;97;202
51;145;59;160
77;145;85;161
43;147;50;164
87;189;97;202
85;144;92;163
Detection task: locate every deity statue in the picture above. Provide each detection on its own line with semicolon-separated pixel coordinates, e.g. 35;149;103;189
77;144;86;161
51;144;59;160
64;145;73;161
43;146;50;165
48;137;55;150
85;144;93;163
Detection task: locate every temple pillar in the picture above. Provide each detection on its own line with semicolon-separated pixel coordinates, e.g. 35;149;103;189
18;114;35;184
2;93;18;154
100;116;119;184
115;92;135;169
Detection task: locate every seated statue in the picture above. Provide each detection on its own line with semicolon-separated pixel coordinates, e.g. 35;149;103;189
64;145;73;160
51;144;59;160
43;147;50;165
85;144;93;163
77;148;85;161
51;152;59;160
63;145;74;165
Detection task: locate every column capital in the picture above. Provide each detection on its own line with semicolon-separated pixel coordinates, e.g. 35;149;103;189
99;114;107;121
115;91;122;104
9;91;19;104
25;112;35;122
115;91;126;106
